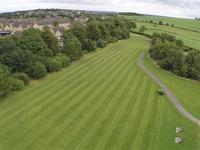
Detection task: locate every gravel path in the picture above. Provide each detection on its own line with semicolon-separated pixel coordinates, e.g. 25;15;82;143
137;51;200;127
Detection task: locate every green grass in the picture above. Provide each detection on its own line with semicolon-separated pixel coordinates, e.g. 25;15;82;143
133;22;200;50
144;52;200;119
126;15;200;32
0;34;199;150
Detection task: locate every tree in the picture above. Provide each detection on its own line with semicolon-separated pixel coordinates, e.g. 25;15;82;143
185;51;200;80
41;27;60;55
0;37;25;72
97;22;111;42
159;20;163;25
86;21;101;41
176;39;184;47
20;28;53;57
0;63;24;97
84;39;96;52
26;62;47;79
0;64;13;97
139;26;147;33
131;22;137;29
62;31;82;60
71;23;87;49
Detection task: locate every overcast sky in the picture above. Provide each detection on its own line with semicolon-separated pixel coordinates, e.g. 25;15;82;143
0;0;199;18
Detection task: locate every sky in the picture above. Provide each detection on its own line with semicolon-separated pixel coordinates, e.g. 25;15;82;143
0;0;199;18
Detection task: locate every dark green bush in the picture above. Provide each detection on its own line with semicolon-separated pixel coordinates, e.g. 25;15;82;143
84;39;96;52
54;53;71;68
44;59;62;73
10;78;24;91
26;62;47;79
150;32;200;80
97;39;107;48
12;72;30;85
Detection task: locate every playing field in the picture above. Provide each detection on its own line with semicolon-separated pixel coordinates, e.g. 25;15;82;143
0;34;199;150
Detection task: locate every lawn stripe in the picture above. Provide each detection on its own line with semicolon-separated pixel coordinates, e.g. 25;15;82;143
115;75;149;150
60;45;137;150
91;70;143;150
131;81;156;149
138;84;159;150
77;58;140;150
148;89;164;150
89;44;144;150
14;41;135;149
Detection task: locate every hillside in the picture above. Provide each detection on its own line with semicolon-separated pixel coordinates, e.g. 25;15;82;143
0;9;116;19
132;22;200;50
126;15;200;32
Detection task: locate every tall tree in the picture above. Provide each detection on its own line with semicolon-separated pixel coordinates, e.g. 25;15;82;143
86;21;101;41
71;23;87;49
20;28;53;57
62;31;82;60
41;27;60;55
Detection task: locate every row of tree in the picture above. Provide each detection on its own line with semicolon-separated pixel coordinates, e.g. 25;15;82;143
149;33;200;80
0;16;135;97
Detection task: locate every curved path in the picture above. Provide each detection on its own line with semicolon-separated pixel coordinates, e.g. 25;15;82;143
137;51;200;127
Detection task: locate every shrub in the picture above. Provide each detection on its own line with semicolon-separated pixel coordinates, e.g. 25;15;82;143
139;26;147;33
54;53;71;68
176;39;184;47
0;73;13;97
10;78;24;91
27;62;47;79
12;72;30;85
84;39;96;52
82;50;89;54
159;21;163;25
45;59;62;72
109;37;118;43
152;33;176;42
97;39;107;48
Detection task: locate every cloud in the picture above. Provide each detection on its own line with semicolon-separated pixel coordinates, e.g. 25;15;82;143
0;0;199;18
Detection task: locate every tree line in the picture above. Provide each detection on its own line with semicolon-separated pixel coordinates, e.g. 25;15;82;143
0;16;136;97
149;33;200;81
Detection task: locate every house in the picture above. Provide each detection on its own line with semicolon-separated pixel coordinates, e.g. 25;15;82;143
0;31;12;37
0;17;72;45
53;27;65;48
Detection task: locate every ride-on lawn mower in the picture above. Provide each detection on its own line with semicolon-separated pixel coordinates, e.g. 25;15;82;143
158;89;165;95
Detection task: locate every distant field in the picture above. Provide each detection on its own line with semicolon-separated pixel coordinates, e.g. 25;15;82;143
137;22;200;49
0;34;199;150
126;15;200;32
132;22;200;50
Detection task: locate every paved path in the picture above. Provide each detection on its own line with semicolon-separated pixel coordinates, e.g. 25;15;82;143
137;51;200;127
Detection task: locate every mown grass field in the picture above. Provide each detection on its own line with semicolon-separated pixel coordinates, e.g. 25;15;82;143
126;15;200;32
133;22;200;50
0;34;199;150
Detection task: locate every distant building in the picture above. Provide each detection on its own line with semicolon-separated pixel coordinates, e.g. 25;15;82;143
0;31;11;36
0;17;71;40
0;16;88;47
